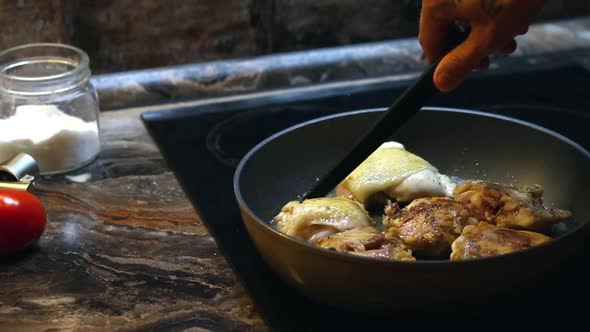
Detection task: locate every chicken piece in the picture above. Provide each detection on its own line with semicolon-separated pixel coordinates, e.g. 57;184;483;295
336;142;455;209
352;243;416;261
316;226;416;261
383;197;475;258
352;231;416;261
274;197;372;243
453;180;572;233
316;226;384;252
450;222;551;260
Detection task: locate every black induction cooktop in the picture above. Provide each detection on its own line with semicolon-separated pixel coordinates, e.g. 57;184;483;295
142;61;590;329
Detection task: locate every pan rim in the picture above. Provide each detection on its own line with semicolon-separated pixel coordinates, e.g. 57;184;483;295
234;106;590;266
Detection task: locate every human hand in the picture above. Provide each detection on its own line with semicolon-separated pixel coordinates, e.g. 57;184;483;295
419;0;548;92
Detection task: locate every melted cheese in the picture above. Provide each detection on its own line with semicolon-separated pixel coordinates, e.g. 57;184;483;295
274;197;372;242
389;169;456;202
338;142;455;204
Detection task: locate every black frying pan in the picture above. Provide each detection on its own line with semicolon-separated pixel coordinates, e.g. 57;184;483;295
234;107;590;314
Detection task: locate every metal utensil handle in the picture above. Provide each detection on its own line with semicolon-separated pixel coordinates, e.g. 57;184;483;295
0;153;40;190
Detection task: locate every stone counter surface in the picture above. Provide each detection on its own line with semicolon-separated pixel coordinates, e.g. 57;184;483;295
93;17;590;110
1;18;590;331
0;108;264;331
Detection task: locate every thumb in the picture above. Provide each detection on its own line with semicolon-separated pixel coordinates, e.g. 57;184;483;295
434;30;493;92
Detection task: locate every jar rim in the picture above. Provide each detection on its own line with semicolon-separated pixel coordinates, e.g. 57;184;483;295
0;43;89;82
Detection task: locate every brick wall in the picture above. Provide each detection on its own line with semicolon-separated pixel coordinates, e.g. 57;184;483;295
0;0;588;73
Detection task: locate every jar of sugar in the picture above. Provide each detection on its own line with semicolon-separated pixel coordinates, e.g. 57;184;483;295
0;43;100;174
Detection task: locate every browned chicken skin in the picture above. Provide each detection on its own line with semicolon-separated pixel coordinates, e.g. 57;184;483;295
316;226;416;261
383;197;476;258
454;180;571;233
316;226;384;252
451;222;551;260
352;242;416;261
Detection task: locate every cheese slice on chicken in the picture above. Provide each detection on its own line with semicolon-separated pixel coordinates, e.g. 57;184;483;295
336;142;455;206
274;197;372;243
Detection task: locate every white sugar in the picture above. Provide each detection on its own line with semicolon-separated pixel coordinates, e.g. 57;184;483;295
0;105;100;173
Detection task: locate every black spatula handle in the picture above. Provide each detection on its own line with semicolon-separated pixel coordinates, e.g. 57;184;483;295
303;24;470;200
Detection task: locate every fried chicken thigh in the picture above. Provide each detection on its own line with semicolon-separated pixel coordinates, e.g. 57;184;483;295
352;241;416;261
451;222;551;260
316;226;384;252
454;181;572;233
274;197;372;243
383;197;475;257
316;226;416;261
336;142;455;209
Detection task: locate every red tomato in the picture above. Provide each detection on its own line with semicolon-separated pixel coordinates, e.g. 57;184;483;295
0;189;47;256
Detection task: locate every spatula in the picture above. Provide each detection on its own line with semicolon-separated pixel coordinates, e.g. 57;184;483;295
303;24;470;200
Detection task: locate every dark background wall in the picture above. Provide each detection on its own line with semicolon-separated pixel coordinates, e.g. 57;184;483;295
1;0;589;74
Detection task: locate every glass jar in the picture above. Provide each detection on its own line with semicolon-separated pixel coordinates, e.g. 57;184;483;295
0;43;100;174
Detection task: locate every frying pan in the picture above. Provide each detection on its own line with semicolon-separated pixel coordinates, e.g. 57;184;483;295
233;107;590;315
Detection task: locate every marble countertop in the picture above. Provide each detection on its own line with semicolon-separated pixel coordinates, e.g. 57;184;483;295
0;108;264;331
2;17;590;331
92;17;590;111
